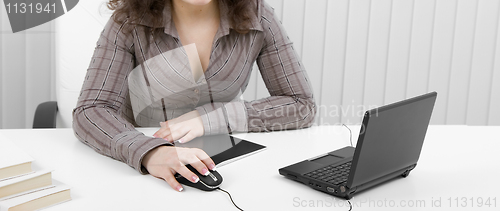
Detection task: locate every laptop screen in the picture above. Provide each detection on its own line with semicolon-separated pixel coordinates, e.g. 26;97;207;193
348;92;437;188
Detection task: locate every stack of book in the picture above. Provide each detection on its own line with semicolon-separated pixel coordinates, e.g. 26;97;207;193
0;138;71;211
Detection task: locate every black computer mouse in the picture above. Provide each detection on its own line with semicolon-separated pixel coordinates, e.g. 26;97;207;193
175;164;223;191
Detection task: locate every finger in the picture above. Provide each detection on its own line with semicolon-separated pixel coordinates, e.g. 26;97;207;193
153;122;167;135
163;121;184;143
156;129;172;142
193;148;216;171
189;160;210;176
162;172;184;192
155;123;173;143
173;162;199;184
176;130;196;144
153;123;164;137
170;127;190;143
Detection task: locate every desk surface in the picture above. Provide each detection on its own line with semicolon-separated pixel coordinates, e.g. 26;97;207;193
1;125;499;211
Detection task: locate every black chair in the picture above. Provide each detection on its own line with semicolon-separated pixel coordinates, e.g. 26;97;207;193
33;101;58;128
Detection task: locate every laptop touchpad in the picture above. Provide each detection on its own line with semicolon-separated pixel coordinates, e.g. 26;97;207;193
311;155;344;165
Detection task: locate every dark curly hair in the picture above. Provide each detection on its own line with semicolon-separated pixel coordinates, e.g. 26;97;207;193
107;0;256;34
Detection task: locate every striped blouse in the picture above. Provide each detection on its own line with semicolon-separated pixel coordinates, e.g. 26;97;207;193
72;0;316;174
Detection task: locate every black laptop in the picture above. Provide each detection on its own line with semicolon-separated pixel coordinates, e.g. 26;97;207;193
279;92;437;199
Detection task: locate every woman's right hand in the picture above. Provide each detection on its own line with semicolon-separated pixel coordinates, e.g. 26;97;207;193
141;146;216;192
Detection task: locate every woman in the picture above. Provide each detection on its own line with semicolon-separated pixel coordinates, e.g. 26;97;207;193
73;0;316;192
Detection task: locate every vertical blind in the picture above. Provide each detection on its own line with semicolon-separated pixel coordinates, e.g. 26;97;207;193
242;0;500;126
0;0;499;129
0;2;56;129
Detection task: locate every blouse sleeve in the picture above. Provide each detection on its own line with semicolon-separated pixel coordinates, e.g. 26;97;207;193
72;18;172;174
195;2;316;134
246;4;317;132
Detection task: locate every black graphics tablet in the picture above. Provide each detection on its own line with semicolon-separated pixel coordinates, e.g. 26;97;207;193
175;134;266;167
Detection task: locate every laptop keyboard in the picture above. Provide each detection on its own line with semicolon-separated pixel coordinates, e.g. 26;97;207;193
304;161;352;185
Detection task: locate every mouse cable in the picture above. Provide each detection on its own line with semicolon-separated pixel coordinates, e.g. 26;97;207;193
342;124;353;147
348;200;352;210
217;187;244;211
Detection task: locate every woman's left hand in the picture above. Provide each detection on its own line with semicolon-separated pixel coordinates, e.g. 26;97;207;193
153;110;204;144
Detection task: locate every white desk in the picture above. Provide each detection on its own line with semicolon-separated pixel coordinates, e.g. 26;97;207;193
1;125;499;210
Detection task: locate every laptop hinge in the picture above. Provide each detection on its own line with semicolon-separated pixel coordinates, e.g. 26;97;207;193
347;164;417;196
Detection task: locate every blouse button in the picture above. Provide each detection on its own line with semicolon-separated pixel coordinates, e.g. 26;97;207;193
194;89;199;94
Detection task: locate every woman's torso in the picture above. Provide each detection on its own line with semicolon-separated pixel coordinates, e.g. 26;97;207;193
121;1;265;127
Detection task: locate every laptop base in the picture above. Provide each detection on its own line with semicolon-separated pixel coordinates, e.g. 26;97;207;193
279;146;417;200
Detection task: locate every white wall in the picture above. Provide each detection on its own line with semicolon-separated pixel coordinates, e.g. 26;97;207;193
0;0;499;128
242;0;500;126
